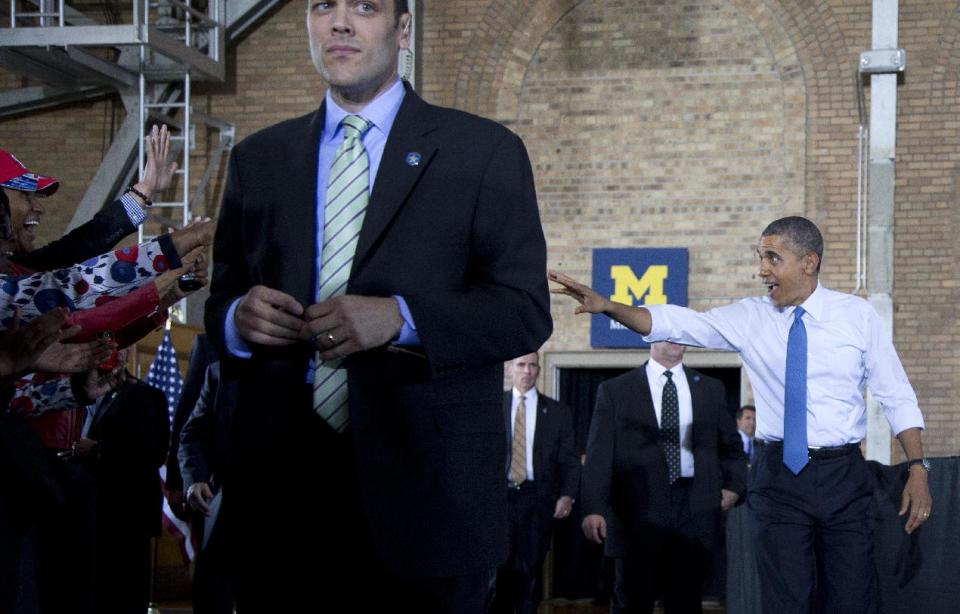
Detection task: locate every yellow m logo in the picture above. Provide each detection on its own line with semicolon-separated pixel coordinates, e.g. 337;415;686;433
610;265;668;306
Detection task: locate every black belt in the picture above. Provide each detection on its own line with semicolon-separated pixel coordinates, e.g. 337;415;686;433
507;480;536;491
755;440;861;460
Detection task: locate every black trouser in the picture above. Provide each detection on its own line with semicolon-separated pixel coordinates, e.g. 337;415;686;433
749;441;877;614
493;483;545;614
224;397;495;614
612;478;707;614
191;511;234;614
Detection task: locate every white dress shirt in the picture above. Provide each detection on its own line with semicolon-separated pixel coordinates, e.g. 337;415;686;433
646;359;695;478
644;283;924;447
508;387;538;481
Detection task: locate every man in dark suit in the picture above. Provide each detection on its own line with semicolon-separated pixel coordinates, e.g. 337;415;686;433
581;342;746;614
736;404;756;464
204;1;551;612
494;352;580;614
179;361;234;614
165;334;218;520
81;378;170;614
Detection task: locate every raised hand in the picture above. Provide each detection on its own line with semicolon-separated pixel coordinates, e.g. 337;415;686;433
548;270;612;314
131;124;179;204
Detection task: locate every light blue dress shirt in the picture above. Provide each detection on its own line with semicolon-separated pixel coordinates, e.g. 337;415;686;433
643;283;924;447
224;78;420;359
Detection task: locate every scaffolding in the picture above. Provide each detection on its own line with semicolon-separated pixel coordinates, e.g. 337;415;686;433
0;1;281;323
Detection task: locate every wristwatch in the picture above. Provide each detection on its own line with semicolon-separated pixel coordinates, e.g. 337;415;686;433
906;458;931;472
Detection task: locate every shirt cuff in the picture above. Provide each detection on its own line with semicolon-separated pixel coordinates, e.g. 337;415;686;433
224;298;253;359
392;295;420;346
120;193;147;226
641;304;667;343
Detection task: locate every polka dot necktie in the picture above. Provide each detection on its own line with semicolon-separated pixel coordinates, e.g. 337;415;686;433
662;371;681;484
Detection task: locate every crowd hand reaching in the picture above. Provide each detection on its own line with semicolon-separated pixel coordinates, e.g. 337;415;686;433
548;270;612;315
129;124;178;206
156;250;208;311
169;217;215;258
33;336;114;374
187;482;215;516
235;285;305;347
0;308;73;377
70;350;131;405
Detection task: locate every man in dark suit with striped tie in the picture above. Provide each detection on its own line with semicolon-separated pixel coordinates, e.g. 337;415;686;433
494;352;580;614
205;1;551;612
580;342;746;613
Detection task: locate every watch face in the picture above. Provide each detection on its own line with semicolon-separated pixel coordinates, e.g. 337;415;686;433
922;459;932;471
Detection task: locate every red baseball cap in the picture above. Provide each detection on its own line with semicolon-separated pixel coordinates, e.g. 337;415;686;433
0;148;59;196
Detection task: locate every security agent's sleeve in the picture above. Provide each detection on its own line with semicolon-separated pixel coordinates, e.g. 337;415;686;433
581;381;616;517
205;151;254;360
402;132;552;373
178;362;220;493
556;401;581;499
12;197;138;272
166;336;217;491
714;384;748;499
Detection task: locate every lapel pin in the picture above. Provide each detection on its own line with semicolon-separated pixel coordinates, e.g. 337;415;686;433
405;152;421;167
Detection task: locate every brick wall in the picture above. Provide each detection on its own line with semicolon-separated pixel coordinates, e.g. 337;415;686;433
0;0;956;457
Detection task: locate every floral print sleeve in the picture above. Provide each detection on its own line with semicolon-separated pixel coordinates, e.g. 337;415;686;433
9;375;77;418
0;234;181;325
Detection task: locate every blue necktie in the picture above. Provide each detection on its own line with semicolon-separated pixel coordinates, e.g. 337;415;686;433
783;306;808;474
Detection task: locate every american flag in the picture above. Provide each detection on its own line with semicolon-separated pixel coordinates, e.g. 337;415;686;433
145;330;195;560
145;329;183;423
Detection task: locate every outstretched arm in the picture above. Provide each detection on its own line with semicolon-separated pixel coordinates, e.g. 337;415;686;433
548;270;653;335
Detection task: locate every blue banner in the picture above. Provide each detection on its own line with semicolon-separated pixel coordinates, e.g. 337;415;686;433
590;248;689;348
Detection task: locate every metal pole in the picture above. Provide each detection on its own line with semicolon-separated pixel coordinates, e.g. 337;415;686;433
864;0;899;463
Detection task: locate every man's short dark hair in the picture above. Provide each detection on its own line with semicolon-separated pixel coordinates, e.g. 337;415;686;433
737;404;756;420
761;216;823;272
395;0;409;25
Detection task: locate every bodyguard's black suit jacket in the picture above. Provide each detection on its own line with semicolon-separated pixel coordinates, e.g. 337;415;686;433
502;390;580;565
166;335;218;493
84;381;170;537
581;364;746;558
205;83;552;578
178;361;230;494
